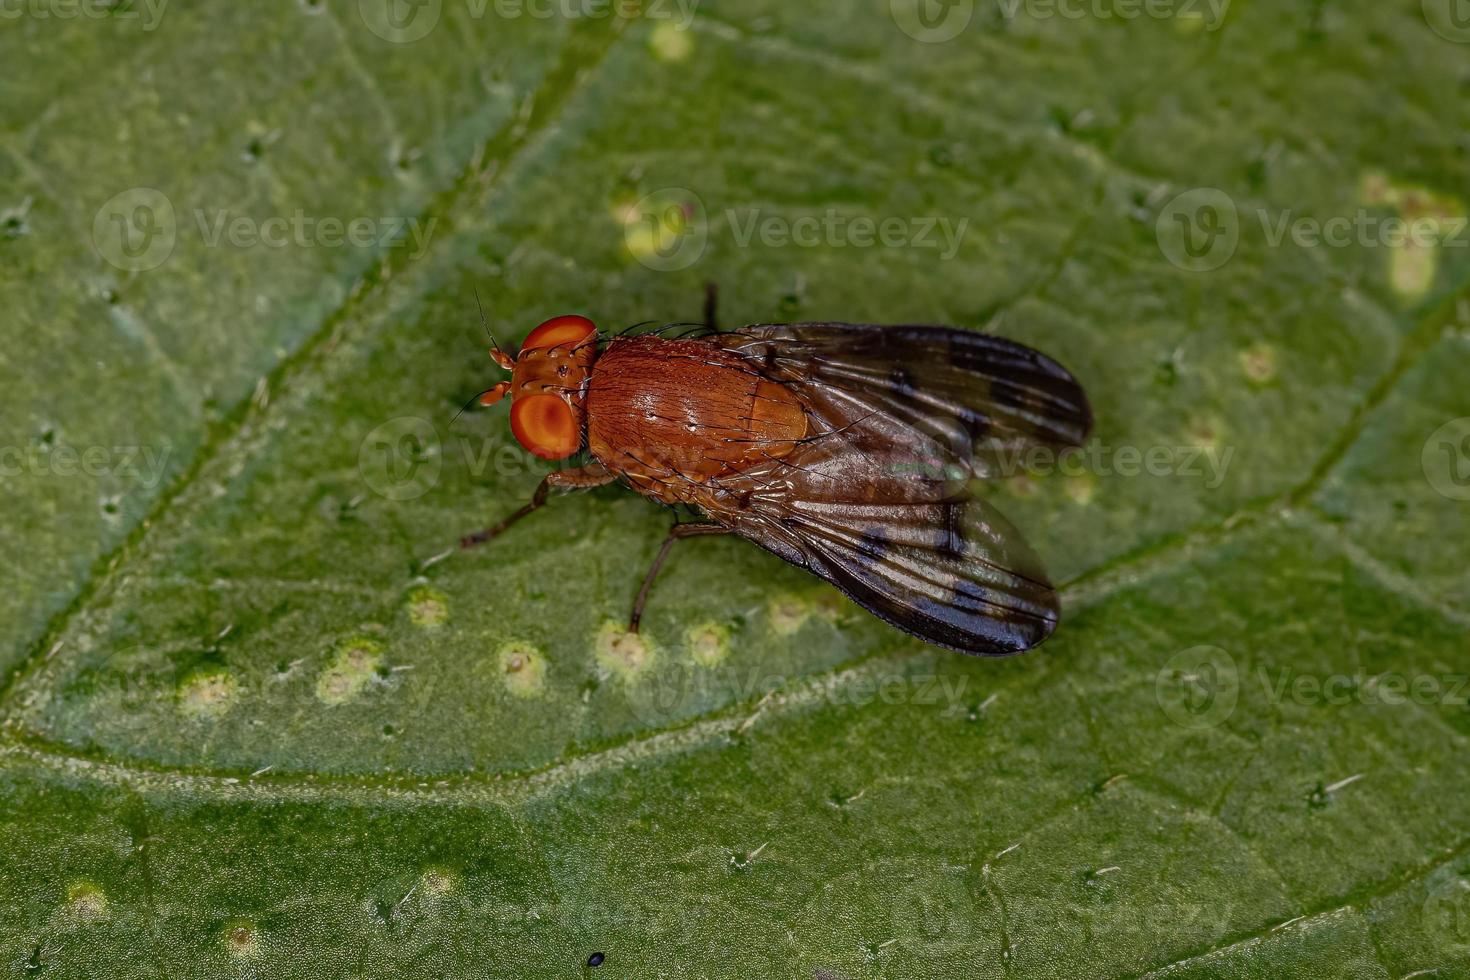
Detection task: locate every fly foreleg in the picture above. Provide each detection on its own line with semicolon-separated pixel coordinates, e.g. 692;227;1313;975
459;463;614;549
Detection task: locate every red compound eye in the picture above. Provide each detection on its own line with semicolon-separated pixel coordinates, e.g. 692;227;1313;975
521;314;597;352
510;394;581;460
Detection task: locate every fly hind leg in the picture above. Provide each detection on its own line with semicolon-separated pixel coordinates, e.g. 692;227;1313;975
460;463;614;549
629;522;731;633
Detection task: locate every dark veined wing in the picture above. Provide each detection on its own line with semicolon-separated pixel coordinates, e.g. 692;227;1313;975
702;322;1089;656
716;322;1092;478
720;489;1060;656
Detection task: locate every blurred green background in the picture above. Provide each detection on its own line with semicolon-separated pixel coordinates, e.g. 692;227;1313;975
3;0;1470;976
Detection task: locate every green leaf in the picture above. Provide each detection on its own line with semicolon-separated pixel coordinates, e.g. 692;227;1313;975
4;1;1470;976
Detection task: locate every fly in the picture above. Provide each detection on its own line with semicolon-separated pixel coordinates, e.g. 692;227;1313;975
460;287;1092;656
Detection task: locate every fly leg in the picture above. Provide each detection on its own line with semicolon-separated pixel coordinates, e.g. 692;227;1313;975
459;463;614;549
629;522;731;633
702;281;719;331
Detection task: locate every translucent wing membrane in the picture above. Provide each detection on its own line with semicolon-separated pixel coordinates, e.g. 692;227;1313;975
718;323;1092;478
707;322;1091;655
726;492;1059;655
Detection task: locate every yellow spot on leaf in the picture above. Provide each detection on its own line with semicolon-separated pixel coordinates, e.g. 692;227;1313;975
649;21;693;61
596;623;654;677
421;867;457;896
686;623;731;666
768;595;810;635
1239;342;1277;384
406;586;448;627
178;670;237;719
1065;471;1096;505
315;637;382;705
498;642;547;698
1392;241;1437;300
1358;172;1465;302
1186;416;1223;452
65;882;108;923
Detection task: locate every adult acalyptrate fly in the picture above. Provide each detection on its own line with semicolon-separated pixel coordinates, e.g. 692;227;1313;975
462;290;1091;656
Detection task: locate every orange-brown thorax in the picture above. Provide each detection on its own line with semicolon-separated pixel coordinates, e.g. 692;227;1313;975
585;336;808;500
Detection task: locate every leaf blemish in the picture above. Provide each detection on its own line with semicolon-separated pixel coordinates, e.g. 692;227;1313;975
315;637;383;705
649;21;693;62
1186;416;1224;452
767;595;810;635
686;622;730;666
406;586;449;628
223;920;260;958
420;867;457;896
1240;342;1277;384
64;882;108;923
595;623;654;678
1359;171;1465;301
1065;472;1096;506
178;670;237;719
498;643;548;698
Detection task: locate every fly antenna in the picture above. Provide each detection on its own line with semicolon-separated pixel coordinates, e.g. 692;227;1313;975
450;383;510;428
474;288;503;355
